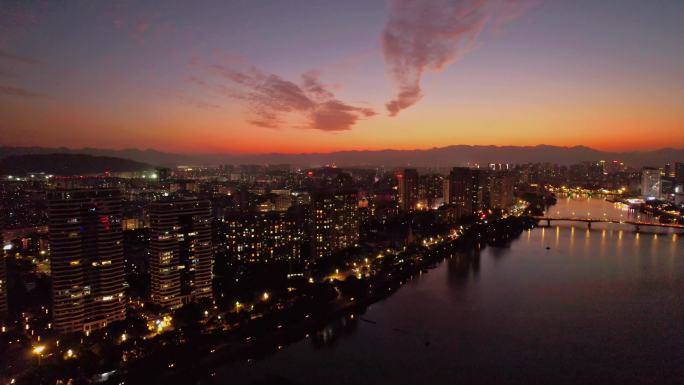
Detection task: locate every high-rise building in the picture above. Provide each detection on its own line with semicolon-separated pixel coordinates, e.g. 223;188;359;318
675;162;684;185
641;167;662;199
445;168;514;215
446;167;481;217
418;174;444;209
310;190;359;259
47;189;126;334
0;235;7;318
221;211;303;264
149;199;213;309
486;171;515;210
397;169;419;211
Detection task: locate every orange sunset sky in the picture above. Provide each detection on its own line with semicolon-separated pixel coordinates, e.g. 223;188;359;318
1;0;683;154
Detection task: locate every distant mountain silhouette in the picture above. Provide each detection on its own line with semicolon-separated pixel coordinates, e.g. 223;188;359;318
0;153;152;175
0;145;682;168
0;146;186;166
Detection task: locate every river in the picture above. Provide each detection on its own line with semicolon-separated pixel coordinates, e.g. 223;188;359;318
214;197;684;385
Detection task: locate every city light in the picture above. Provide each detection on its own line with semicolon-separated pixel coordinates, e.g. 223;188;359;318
0;2;683;385
32;345;46;355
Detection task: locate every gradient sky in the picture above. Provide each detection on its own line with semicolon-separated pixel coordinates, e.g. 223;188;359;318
1;0;683;154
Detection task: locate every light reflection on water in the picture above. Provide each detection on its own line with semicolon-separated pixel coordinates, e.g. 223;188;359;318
216;198;684;385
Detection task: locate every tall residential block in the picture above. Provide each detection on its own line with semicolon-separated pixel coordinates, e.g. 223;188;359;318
47;189;126;333
221;211;303;264
310;190;359;259
446;167;481;217
484;171;515;210
397;169;419;211
0;235;7;318
675;162;684;186
149;199;213;309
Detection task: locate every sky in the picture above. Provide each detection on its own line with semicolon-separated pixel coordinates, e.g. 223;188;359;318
1;0;683;154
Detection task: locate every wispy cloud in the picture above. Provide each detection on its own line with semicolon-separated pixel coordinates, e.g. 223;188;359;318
0;0;56;49
196;65;375;131
0;49;40;65
0;49;43;98
106;1;177;46
0;70;16;78
382;0;531;116
0;84;44;98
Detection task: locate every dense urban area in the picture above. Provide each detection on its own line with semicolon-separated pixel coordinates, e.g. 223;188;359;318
1;159;683;384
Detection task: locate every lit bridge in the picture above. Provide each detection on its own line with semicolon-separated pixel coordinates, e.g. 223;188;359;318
534;217;684;231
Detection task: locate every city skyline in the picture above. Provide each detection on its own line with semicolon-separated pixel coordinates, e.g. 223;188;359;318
2;2;684;384
2;0;684;153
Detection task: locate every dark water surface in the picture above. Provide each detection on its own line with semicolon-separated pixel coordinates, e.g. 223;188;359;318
217;198;684;385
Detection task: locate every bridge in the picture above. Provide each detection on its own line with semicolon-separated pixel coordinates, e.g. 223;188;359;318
534;217;684;231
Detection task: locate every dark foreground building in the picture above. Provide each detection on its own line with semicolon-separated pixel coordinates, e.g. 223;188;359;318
0;235;7;318
47;189;126;334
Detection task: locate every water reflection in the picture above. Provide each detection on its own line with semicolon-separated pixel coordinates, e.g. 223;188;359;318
310;315;358;349
217;198;684;385
447;251;480;287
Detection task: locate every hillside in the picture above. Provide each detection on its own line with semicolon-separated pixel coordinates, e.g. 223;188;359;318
0;153;153;176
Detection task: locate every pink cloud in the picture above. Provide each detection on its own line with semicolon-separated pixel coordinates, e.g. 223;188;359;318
382;0;531;116
197;65;376;131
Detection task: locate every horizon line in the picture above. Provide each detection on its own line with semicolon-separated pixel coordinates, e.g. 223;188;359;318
2;143;684;157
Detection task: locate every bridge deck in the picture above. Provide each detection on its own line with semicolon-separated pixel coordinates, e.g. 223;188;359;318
534;217;684;230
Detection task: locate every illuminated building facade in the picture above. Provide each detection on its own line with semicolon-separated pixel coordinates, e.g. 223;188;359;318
47;189;126;333
0;236;7;318
221;211;303;264
397;169;419;211
446;167;481;217
149;199;213;309
447;168;514;216
641;167;662;199
485;171;515;210
310;190;359;259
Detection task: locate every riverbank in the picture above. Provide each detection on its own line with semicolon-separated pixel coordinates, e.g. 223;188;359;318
116;215;537;385
207;198;684;385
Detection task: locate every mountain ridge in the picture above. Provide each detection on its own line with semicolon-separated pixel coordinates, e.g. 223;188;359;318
0;153;152;175
1;145;682;168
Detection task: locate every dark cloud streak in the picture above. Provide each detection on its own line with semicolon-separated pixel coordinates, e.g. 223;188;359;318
0;84;44;98
0;50;40;65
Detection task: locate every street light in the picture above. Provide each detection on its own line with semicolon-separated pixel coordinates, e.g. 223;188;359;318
32;345;46;366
